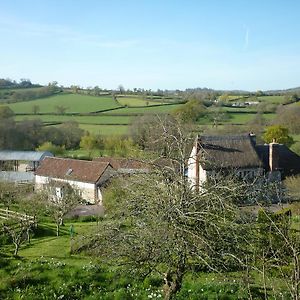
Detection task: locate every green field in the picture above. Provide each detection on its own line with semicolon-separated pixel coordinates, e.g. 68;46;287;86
2;92;283;135
257;95;285;104
102;103;183;115
15;114;133;125
4;93;121;114
116;96;163;107
76;124;129;135
226;112;276;124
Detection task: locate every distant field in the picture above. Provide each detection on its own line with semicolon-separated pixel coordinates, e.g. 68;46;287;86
15;114;132;125
227;112;276;124
257;95;285;104
102;103;183;115
4;94;120;113
116;96;163;107
0;87;44;93
75;124;129;135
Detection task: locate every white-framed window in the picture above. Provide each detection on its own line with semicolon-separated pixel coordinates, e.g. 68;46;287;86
55;187;63;199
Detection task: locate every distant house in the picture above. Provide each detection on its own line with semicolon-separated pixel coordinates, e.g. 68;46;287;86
35;157;114;204
187;133;300;190
0;151;53;183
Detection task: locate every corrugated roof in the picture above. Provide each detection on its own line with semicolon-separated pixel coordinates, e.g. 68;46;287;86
36;157;111;183
0;171;34;182
199;134;263;170
0;151;53;161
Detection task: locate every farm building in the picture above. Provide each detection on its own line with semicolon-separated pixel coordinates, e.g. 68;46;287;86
0;151;53;183
35;157;115;204
187;133;300;190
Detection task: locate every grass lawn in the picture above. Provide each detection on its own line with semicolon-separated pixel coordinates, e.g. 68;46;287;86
4;94;120;114
17;222;95;260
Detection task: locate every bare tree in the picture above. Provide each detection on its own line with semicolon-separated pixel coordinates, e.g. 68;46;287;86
80;118;249;299
2;217;35;256
44;183;81;236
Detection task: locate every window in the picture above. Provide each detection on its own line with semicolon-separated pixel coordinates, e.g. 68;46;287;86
55;187;63;199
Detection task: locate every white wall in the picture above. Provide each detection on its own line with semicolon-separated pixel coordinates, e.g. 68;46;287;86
35;175;98;204
187;143;198;188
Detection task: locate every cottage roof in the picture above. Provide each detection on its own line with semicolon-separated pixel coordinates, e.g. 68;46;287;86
35;157;111;183
0;151;53;162
256;144;300;177
198;134;263;170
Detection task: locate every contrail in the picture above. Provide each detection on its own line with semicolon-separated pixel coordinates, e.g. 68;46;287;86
244;27;249;50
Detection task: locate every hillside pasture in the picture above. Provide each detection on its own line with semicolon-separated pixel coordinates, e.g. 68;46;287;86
116;96;164;107
15;114;132;125
226;112;276;124
72;124;129;135
102;103;184;115
4;94;120;114
257;95;285;104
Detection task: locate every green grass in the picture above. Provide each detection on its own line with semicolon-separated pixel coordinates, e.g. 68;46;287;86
18;222;94;260
4;94;120;114
15;114;133;125
257;95;285;104
226;112;276;124
102;103;183;115
77;124;129;135
117;96;163;107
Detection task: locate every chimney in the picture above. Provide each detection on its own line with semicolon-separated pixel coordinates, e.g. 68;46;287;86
269;139;279;171
249;132;256;145
195;136;200;191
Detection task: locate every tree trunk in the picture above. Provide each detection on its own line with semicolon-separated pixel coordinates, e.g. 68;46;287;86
56;222;60;236
163;260;185;300
14;242;19;256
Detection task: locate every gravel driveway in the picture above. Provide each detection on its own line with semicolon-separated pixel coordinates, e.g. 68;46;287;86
67;204;104;218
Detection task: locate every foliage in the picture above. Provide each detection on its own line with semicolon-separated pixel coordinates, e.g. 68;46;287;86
103;136;140;157
80;133;98;151
172;99;206;122
274;104;300;134
263;125;294;146
0;106;14;119
37;141;66;155
284;176;300;201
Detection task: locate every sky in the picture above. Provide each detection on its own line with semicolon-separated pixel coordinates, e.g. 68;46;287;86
1;0;300;91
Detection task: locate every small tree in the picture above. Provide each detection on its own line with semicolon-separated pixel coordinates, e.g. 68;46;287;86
263;125;294;146
3;218;35;256
32;104;40;115
54;105;68;115
37;141;65;156
45;183;81;236
79;133;98;158
0;182;19;209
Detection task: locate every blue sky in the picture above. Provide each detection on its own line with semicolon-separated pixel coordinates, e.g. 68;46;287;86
1;0;300;91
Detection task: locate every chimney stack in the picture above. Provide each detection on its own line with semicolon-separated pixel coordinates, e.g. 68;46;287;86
269;140;279;171
249;132;256;145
